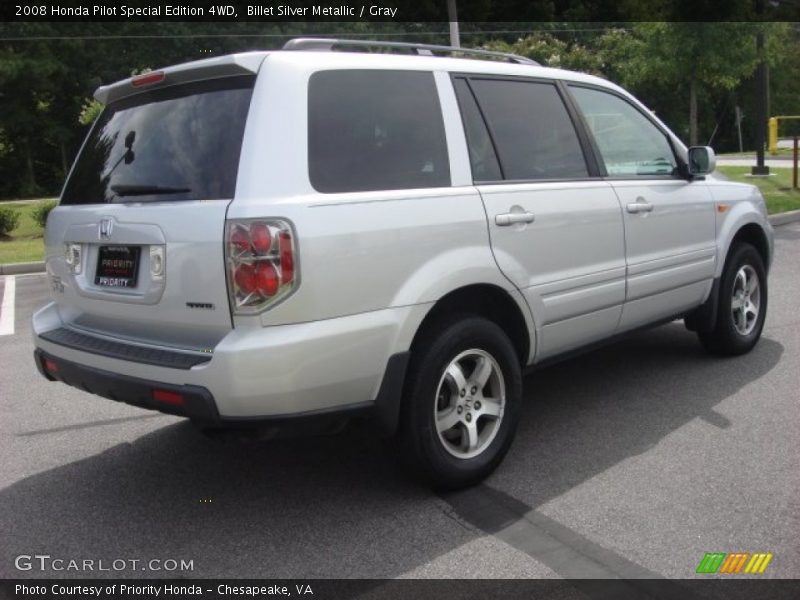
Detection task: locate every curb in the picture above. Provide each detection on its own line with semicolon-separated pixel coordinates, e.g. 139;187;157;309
768;209;800;227
0;261;45;275
1;211;799;277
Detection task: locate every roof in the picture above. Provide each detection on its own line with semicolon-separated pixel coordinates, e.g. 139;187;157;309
93;45;621;105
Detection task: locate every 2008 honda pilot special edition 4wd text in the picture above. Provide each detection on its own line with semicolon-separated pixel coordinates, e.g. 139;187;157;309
33;39;774;488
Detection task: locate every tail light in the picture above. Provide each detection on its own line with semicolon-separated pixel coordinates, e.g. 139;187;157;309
225;219;298;314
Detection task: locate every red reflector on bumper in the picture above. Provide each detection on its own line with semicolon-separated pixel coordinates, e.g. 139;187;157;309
44;359;58;372
153;389;184;406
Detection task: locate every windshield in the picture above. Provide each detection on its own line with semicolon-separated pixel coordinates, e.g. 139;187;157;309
61;75;254;205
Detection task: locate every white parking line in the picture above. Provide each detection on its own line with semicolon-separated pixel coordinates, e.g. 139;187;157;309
0;275;16;336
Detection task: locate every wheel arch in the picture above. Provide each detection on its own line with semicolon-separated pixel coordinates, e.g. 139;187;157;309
408;283;533;368
729;223;771;272
687;218;771;334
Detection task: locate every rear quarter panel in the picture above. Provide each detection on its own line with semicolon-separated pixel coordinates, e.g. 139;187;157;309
230;52;527;337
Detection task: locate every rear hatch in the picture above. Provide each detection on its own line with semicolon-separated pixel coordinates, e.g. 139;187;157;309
44;63;260;351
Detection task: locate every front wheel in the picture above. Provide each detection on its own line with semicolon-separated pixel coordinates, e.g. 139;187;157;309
393;316;522;489
698;242;768;356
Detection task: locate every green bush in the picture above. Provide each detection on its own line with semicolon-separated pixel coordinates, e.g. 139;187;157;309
0;206;21;236
78;98;104;126
32;199;58;229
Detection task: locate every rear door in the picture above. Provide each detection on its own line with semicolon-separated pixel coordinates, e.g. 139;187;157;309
45;75;256;350
567;85;716;332
453;76;626;360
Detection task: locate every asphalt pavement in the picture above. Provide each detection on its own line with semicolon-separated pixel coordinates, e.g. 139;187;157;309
1;223;799;584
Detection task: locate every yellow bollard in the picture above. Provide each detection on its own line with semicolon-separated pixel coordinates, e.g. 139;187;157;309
768;117;778;155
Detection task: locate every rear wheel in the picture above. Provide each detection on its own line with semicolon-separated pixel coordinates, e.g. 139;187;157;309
393;316;522;489
698;242;767;356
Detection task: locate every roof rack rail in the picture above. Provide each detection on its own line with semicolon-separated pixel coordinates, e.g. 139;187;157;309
282;38;540;66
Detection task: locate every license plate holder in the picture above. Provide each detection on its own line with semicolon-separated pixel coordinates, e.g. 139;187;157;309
95;245;140;288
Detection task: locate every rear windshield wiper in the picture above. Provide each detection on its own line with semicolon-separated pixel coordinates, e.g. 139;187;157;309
110;184;191;197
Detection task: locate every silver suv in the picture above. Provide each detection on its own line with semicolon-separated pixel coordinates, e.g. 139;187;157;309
33;39;774;488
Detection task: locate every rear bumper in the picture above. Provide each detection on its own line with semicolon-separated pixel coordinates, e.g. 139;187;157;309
32;300;422;430
34;347;408;434
34;348;219;421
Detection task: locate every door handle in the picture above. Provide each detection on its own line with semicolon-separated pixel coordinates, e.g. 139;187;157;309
495;211;536;226
626;199;654;214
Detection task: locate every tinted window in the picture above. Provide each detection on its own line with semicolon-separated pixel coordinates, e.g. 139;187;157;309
453;78;502;182
469;79;588;180
308;70;450;193
570;86;678;177
62;76;254;205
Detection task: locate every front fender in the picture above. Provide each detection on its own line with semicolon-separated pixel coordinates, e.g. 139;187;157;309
709;182;774;277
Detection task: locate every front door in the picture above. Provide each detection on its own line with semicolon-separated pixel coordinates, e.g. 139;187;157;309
568;85;717;332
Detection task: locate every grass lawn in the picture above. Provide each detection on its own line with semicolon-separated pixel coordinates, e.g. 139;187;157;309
0;198;55;264
715;166;800;214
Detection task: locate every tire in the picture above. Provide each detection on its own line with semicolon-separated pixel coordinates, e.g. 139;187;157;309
698;242;768;356
393;315;522;489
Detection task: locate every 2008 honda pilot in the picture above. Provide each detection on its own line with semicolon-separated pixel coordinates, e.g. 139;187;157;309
33;39;774;488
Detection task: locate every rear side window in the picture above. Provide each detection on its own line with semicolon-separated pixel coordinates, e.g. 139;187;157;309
468;78;588;181
62;76;254;205
308;70;450;193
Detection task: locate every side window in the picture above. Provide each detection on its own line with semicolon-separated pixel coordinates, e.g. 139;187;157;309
308;70;450;193
452;78;502;182
569;86;678;177
468;78;589;180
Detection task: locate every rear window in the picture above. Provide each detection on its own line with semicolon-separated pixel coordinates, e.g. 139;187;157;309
308;70;450;193
61;76;254;205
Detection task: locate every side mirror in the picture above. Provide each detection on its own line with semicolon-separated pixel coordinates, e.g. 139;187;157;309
687;146;716;176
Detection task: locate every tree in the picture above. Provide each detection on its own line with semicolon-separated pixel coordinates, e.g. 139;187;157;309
768;25;800;123
598;23;783;146
483;31;606;75
0;24;67;195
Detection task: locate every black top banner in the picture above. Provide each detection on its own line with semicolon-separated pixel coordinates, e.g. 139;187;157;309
2;0;800;22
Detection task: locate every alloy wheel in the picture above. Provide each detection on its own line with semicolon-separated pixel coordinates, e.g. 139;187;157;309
433;349;506;460
731;264;761;336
